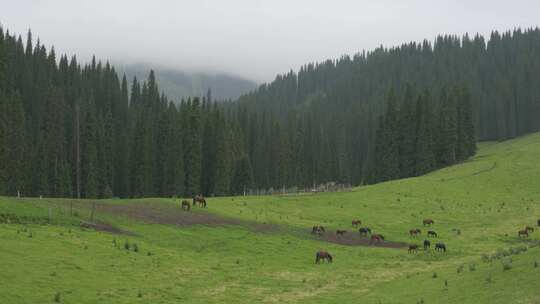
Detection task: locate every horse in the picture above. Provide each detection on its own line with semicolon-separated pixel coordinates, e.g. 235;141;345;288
423;219;434;226
408;244;419;253
312;225;325;236
423;239;431;250
315;251;333;264
370;234;384;243
193;195;207;208
336;230;347;236
359;227;371;236
427;230;438;238
518;229;529;237
525;226;535;232
537;219;540;227
435;243;446;252
409;228;421;237
181;200;191;211
352;219;362;227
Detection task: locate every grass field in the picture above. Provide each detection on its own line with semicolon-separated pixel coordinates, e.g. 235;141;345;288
1;133;540;303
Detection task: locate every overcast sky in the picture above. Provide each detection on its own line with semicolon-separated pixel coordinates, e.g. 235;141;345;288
1;0;539;82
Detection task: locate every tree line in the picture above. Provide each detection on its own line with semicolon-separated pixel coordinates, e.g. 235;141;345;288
1;27;538;198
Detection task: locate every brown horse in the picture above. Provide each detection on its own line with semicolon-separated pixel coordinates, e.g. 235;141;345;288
518;229;529;237
423;219;434;226
408;244;419;253
352;219;362;227
427;230;438;238
537;219;540;227
193;195;207;208
336;230;347;236
525;226;535;232
312;225;325;235
370;234;385;243
181;200;191;211
409;228;421;237
315;251;333;264
435;243;446;252
359;227;371;236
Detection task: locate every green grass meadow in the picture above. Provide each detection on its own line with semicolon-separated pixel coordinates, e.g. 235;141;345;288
2;133;540;303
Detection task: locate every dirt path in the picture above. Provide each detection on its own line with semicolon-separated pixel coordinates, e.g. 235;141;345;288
315;231;408;248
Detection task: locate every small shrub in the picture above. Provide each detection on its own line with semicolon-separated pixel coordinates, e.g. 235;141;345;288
132;243;139;252
147;251;152;256
417;298;425;304
468;263;476;272
236;259;240;264
124;240;130;250
73;211;79;217
534;261;538;268
54;292;61;303
432;272;438;278
501;258;512;271
137;290;142;298
444;279;448;288
28;232;33;238
481;254;491;263
456;265;464;273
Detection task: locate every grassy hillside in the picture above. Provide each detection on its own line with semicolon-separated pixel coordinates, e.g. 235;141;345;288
1;133;540;303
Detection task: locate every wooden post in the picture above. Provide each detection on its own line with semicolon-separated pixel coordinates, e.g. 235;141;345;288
74;102;81;199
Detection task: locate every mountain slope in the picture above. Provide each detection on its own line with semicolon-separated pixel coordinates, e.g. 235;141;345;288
1;132;539;303
117;63;257;101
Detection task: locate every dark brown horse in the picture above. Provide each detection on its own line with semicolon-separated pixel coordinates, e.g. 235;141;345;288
181;200;191;211
370;234;385;243
537;219;540;227
525;226;535;232
423;239;431;250
312;225;325;235
193;195;207;208
336;230;347;236
427;230;438;238
435;243;446;252
518;229;529;237
423;219;434;226
408;244;419;253
352;219;362;227
359;227;371;236
315;251;333;264
409;228;421;237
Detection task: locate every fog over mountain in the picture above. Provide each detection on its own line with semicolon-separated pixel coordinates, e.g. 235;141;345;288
117;63;257;102
1;0;539;83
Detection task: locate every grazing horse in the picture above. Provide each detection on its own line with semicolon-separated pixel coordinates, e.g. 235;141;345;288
370;234;385;243
312;225;325;236
537;219;540;227
427;230;438;238
336;230;347;236
409;228;421;237
423;219;434;226
525;226;535;233
435;243;446;252
518;229;529;237
315;251;333;264
423;239;431;250
359;227;371;236
181;200;191;211
408;244;419;253
193;195;207;208
352;219;362;227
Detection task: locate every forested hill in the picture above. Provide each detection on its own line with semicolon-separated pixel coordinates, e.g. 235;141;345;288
117;63;257;101
235;28;540;141
0;27;535;199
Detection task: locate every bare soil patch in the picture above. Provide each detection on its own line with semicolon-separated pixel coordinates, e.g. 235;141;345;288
315;231;408;248
96;202;242;227
80;220;136;236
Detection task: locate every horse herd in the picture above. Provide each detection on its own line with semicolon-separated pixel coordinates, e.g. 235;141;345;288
180;195;207;211
314;217;540;263
314;218;449;264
